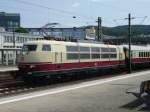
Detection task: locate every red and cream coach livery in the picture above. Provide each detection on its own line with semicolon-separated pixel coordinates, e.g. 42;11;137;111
18;40;150;81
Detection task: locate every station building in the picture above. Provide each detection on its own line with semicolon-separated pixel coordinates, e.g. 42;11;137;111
26;26;96;40
0;28;43;65
0;12;20;31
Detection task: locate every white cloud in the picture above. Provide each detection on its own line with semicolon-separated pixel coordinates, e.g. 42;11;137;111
72;2;81;8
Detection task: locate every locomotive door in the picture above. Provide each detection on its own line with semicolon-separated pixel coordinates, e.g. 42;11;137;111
55;52;62;63
54;45;63;64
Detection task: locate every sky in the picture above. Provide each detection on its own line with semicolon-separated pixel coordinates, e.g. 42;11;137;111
0;0;150;28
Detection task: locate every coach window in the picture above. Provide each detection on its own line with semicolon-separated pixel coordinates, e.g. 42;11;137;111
42;45;51;51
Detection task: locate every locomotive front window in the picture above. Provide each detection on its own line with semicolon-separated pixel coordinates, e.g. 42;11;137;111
22;45;37;52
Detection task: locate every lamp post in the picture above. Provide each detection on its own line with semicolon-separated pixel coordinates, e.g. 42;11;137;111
13;28;15;48
72;16;77;40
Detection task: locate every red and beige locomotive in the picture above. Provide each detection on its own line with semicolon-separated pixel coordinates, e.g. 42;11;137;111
17;40;150;82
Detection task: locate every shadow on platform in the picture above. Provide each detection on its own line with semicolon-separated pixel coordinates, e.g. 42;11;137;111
121;95;150;111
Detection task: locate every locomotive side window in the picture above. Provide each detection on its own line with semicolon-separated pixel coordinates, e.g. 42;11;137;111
101;54;109;58
42;45;51;51
101;47;117;59
66;46;79;60
80;54;90;59
67;53;78;60
66;46;78;52
22;45;37;52
110;48;116;52
80;47;90;52
91;47;100;52
139;52;141;57
110;54;117;58
91;47;100;59
101;48;109;52
79;46;90;59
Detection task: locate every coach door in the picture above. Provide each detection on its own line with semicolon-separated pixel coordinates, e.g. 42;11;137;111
123;47;129;68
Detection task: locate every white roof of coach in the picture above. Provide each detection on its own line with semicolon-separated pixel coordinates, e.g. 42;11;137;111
24;40;117;48
121;45;150;51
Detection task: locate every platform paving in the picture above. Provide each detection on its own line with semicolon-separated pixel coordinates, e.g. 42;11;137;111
0;65;18;72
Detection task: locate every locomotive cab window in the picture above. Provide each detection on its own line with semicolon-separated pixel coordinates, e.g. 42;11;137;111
22;44;37;52
42;44;51;51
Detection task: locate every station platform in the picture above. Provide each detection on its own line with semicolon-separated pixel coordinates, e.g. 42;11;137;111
0;70;149;112
0;65;18;72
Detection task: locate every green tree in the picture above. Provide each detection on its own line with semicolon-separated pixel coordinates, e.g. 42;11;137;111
15;27;28;33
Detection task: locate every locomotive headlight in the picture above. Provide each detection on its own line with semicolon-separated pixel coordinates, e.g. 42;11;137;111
29;65;36;68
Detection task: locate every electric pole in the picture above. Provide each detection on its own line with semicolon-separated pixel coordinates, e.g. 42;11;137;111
97;17;102;42
128;13;132;73
125;13;134;73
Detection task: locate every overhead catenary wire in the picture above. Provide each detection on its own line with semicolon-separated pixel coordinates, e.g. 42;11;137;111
13;0;93;20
